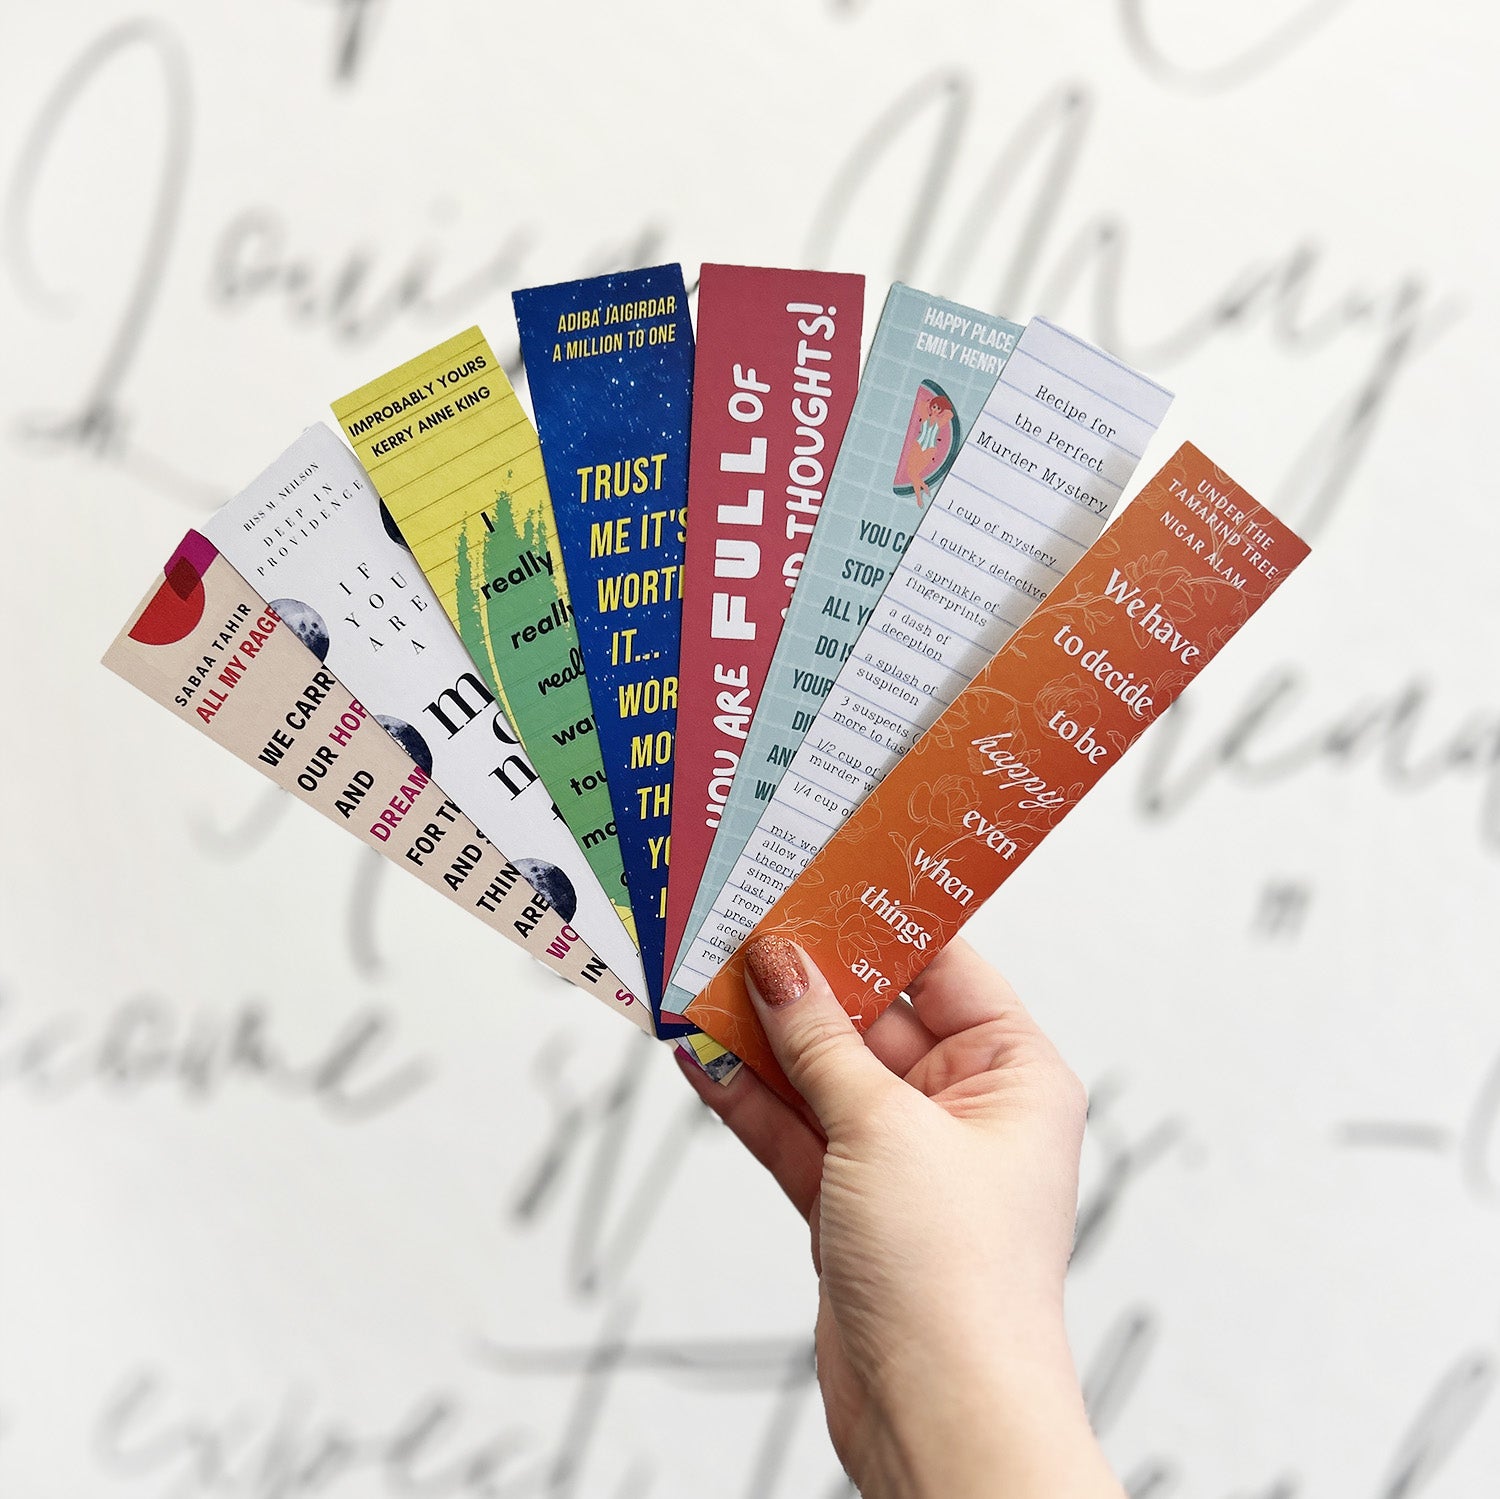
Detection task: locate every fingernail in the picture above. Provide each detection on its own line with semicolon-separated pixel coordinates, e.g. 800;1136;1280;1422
745;935;809;1009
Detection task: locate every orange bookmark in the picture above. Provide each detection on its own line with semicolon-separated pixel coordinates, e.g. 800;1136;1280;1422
685;443;1310;1100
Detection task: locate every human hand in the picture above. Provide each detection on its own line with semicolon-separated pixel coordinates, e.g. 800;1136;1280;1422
677;936;1121;1499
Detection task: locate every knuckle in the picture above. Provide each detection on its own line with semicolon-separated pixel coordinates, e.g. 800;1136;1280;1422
784;1021;853;1097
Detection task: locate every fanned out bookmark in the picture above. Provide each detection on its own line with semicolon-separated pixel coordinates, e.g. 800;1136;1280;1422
514;265;695;1028
331;331;638;945
664;264;864;994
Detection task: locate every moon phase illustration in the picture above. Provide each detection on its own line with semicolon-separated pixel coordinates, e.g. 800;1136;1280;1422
379;500;411;551
269;598;330;661
375;715;434;776
513;858;578;922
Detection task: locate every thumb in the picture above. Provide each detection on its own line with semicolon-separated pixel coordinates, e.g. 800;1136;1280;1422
743;935;895;1137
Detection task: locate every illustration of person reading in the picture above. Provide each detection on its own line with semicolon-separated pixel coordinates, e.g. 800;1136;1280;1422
900;391;955;506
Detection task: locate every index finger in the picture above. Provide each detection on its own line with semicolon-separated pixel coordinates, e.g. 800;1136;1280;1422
674;1049;824;1219
905;936;1034;1040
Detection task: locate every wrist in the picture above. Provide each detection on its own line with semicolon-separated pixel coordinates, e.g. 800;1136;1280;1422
866;1333;1121;1499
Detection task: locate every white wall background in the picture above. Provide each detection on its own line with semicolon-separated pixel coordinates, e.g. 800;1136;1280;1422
3;4;1497;1494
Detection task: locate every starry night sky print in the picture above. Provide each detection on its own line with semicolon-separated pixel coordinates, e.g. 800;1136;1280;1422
514;264;694;1021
